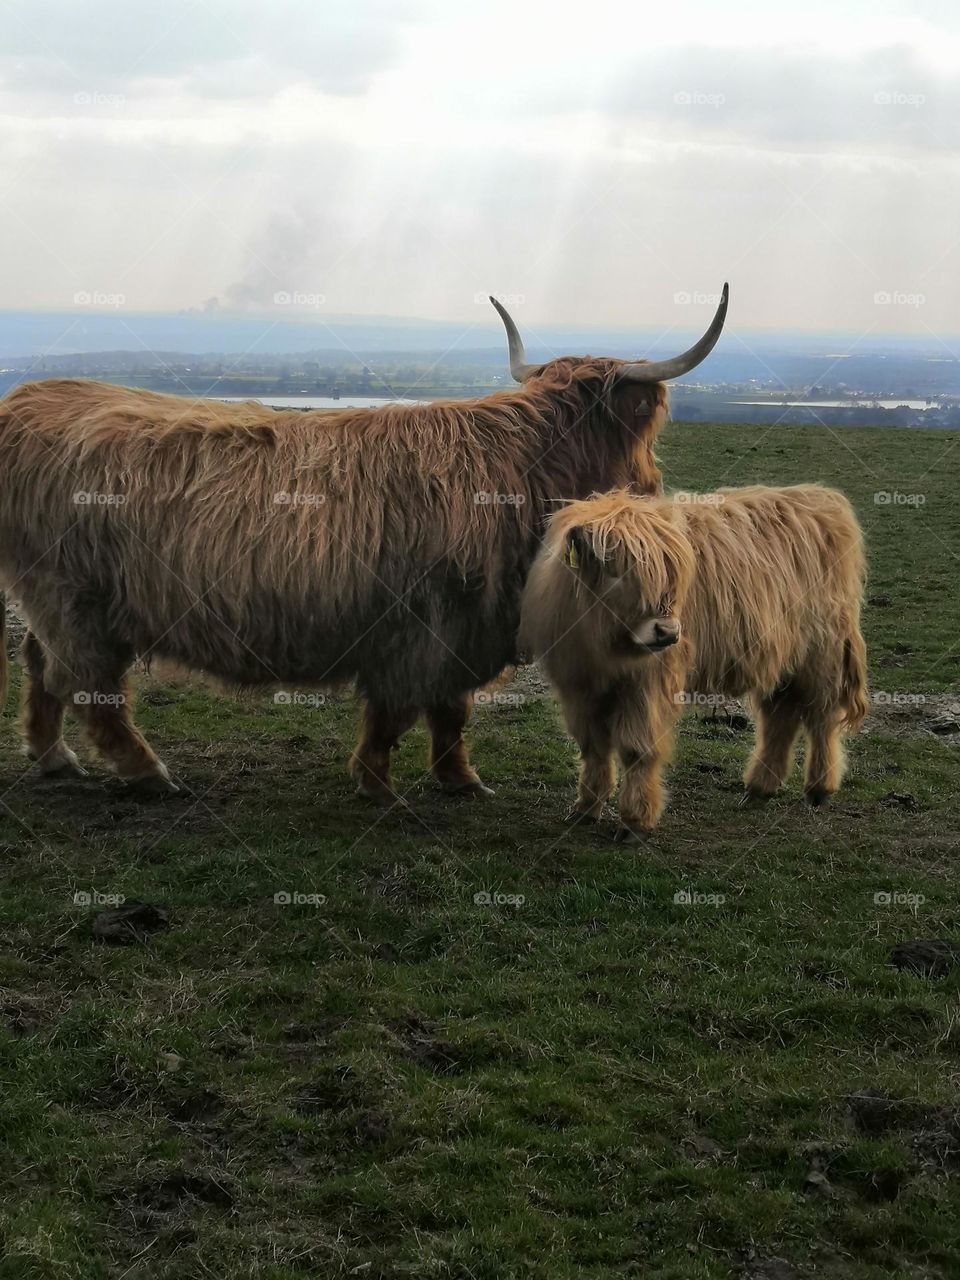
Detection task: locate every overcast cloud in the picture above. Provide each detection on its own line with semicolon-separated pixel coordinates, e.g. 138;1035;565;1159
0;0;957;336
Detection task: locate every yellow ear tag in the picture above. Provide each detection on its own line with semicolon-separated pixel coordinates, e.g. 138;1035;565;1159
566;543;579;569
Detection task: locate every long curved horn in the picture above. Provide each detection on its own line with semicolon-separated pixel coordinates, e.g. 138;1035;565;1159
490;296;539;382
618;283;728;383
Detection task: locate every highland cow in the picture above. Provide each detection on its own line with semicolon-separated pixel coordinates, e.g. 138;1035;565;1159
0;288;728;797
521;484;868;839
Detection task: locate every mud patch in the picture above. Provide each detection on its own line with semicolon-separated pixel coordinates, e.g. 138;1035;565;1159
165;1088;225;1124
129;1170;234;1212
91;901;170;945
890;938;960;978
294;1065;364;1113
734;1249;801;1280
391;1015;465;1076
1;996;48;1036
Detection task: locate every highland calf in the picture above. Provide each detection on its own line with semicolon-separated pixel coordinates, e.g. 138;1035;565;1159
521;485;868;839
0;289;728;798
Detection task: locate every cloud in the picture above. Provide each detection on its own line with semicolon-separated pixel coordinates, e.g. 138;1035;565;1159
0;0;421;99
598;44;959;154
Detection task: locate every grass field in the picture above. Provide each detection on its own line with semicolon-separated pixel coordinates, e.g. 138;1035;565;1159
1;422;958;1279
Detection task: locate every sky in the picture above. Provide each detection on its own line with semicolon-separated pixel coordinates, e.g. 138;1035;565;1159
1;0;959;339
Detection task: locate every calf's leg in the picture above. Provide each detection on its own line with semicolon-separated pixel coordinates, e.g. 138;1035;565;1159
744;684;804;799
616;746;669;841
802;710;845;806
566;705;615;823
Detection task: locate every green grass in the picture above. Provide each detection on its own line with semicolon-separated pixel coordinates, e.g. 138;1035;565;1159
0;422;958;1279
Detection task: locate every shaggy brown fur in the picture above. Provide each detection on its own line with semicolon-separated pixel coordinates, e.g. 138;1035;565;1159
521;485;868;838
0;369;667;794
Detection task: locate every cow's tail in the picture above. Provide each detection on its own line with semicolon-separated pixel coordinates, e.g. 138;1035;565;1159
0;592;7;711
840;623;869;731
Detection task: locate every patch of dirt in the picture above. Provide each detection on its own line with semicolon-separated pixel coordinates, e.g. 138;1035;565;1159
735;1250;802;1280
681;1134;726;1163
294;1065;364;1113
91;901;170;945
846;1090;960;1177
128;1170;234;1212
890;939;960;978
165;1089;225;1124
351;1109;391;1148
390;1014;465;1076
0;995;48;1036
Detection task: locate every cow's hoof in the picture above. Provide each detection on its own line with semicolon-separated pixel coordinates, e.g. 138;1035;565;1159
126;770;179;796
28;745;88;778
564;808;598;826
806;789;832;808
441;779;495;799
739;788;774;807
39;760;89;780
613;824;651;844
355;782;409;808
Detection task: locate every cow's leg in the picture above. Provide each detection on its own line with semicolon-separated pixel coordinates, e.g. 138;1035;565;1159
350;700;418;803
565;703;615;824
802;709;845;806
19;630;86;777
22;611;175;792
743;684;803;799
425;692;493;797
70;676;177;792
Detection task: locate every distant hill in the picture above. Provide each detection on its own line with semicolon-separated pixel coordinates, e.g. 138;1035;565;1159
2;310;960;396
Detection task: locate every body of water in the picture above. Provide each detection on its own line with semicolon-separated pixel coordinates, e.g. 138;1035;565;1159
731;399;939;410
215;395;420;409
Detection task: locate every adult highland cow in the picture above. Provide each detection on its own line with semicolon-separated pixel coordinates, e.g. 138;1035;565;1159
522;484;868;839
0;287;727;798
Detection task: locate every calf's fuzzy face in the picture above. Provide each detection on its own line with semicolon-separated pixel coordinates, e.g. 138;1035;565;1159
556;494;695;659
